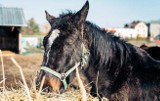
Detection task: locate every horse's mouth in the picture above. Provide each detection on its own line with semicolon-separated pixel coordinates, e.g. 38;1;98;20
40;85;53;93
36;79;50;92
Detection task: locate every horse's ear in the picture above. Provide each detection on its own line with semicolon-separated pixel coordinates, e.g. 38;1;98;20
73;1;89;25
45;10;55;24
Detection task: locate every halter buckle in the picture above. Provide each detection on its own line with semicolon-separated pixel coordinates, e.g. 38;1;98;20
60;73;66;80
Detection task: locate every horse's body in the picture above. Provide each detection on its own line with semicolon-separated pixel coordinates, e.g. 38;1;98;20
82;21;160;101
140;44;160;60
36;1;160;100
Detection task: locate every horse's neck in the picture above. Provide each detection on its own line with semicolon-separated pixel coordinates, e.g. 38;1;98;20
84;22;108;48
84;23;135;68
84;23;112;62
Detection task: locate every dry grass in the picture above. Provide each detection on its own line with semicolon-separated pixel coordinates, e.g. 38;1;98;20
0;86;98;101
0;80;101;101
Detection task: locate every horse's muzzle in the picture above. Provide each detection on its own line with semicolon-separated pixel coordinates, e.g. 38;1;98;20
36;72;63;93
45;75;63;93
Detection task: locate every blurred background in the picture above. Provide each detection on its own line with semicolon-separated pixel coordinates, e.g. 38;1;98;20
0;0;160;55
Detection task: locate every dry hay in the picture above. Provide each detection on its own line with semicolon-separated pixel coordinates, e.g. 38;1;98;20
0;80;99;101
0;87;99;101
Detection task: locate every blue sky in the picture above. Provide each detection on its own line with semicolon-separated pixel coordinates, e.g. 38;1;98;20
1;0;160;28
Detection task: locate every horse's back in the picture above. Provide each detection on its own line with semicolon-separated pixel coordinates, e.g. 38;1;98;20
146;46;160;60
140;44;160;60
112;46;160;101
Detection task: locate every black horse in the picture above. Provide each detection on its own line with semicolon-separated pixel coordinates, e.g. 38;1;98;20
140;44;160;60
36;1;160;100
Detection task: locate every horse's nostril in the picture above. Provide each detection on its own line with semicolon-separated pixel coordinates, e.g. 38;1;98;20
59;87;65;94
42;86;52;92
36;82;40;90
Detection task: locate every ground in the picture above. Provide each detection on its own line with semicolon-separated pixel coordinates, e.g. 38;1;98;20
0;51;42;88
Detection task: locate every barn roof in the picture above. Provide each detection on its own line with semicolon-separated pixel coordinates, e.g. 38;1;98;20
0;7;27;27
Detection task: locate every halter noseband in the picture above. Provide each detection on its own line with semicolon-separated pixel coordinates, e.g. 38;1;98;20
41;62;80;89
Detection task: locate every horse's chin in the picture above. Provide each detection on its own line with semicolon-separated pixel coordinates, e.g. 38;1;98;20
37;83;64;94
45;76;62;93
36;82;53;93
42;86;53;93
42;85;65;94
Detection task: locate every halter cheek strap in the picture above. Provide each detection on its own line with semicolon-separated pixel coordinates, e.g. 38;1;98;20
41;62;80;90
80;43;90;68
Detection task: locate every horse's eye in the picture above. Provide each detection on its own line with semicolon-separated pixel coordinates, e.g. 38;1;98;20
66;38;75;45
67;40;73;45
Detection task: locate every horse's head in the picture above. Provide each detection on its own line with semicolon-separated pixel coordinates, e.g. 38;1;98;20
36;1;89;93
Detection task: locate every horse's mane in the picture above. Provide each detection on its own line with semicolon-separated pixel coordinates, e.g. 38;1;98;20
85;21;134;71
59;10;75;18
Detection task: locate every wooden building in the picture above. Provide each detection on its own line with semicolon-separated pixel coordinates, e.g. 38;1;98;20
0;6;26;53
